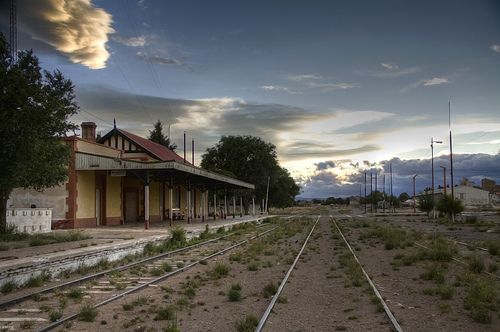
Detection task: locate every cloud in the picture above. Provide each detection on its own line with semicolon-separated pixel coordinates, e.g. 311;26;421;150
136;51;185;66
315;161;335;170
298;153;500;198
112;35;146;47
287;74;322;82
423;77;448;86
358;66;421;78
381;63;399;70
260;85;301;94
15;0;114;69
400;76;450;92
490;44;500;53
74;84;331;158
268;74;359;93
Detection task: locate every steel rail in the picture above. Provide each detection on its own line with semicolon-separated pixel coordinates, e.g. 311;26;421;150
332;217;403;332
0;218;278;310
256;215;320;332
37;216;301;331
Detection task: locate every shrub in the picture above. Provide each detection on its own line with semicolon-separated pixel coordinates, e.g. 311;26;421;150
78;304;98;322
464;279;497;324
67;288;84;300
437;195;464;217
468;255;485;274
424;238;456;262
262;282;278;298
209;262;230;279
162;262;173;272
236;314;259;332
170;227;187;246
228;284;242;302
48;309;63;322
1;281;16;294
154;305;176;321
484;240;499;256
420;263;445;284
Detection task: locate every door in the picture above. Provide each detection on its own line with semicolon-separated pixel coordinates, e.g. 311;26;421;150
125;191;138;222
96;189;101;226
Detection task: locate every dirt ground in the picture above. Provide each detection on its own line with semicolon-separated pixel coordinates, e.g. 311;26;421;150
6;206;498;331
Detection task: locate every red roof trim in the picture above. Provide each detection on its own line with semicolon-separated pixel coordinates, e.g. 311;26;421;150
117;129;187;163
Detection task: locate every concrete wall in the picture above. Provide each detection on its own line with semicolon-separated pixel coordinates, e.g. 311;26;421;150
8;185;67;221
76;171;95;219
6;208;52;233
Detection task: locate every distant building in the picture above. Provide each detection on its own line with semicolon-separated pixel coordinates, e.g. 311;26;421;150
435;185;491;206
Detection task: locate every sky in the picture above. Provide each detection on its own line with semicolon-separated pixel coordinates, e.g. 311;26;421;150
1;0;499;198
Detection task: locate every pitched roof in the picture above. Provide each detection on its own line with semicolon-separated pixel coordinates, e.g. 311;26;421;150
117;129;187;163
97;127;187;163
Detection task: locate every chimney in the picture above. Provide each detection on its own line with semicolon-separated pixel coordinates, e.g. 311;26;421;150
81;122;97;142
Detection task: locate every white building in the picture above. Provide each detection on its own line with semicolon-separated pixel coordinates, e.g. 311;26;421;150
435;185;491;206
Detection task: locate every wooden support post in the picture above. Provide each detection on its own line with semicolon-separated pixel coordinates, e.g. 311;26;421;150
233;196;236;218
144;172;150;230
168;185;173;227
213;190;217;221
201;189;205;223
187;185;191;224
252;197;255;216
240;196;243;217
224;193;227;220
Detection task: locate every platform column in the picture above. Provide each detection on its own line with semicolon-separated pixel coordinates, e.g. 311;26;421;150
233;196;236;218
144;172;150;230
168;184;173;226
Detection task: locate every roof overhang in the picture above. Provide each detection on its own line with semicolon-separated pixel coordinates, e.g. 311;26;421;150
75;152;254;190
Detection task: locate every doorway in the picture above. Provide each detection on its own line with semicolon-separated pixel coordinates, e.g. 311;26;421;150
125;190;138;222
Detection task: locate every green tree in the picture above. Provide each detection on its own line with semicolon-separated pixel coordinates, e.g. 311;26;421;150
399;192;410;202
148;120;177;151
201;135;299;211
437;195;464;219
0;34;78;232
418;193;434;217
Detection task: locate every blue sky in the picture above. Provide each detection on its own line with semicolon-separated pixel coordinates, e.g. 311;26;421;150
1;0;499;197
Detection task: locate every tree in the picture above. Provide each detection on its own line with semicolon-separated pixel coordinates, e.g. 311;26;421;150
148;120;177;151
0;34;78;232
201;135;299;211
398;192;410;202
437;195;464;219
418;193;434;218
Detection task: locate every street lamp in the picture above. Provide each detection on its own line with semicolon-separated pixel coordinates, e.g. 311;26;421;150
440;165;447;195
412;174;418;214
431;138;443;218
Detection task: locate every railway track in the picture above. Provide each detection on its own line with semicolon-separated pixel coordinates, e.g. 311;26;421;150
0;217;297;331
256;215;403;332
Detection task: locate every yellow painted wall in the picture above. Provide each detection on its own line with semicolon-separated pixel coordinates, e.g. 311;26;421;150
106;176;121;217
76;171;95;218
149;181;160;216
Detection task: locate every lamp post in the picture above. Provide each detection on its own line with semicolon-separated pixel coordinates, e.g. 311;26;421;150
412;174;418;214
431;138;442;218
440;166;447;195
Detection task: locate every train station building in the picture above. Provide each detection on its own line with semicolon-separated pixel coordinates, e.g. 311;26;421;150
7;122;254;230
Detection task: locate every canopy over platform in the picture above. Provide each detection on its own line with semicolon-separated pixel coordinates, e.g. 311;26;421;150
75;151;254;190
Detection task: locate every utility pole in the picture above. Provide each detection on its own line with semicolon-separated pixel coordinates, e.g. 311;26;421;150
412;174;418;214
375;171;378;212
431;137;442;219
364;172;367;214
440;166;447;195
370;171;373;213
390;162;393;212
449;102;454;200
183;132;186;163
10;0;17;62
383;174;386;213
264;176;270;214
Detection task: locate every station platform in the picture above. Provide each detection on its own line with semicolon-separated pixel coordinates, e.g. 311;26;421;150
0;215;274;286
